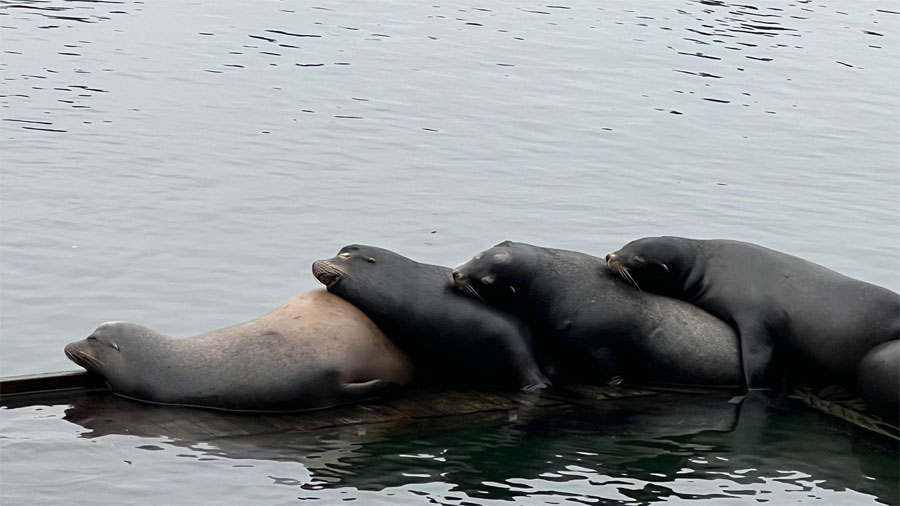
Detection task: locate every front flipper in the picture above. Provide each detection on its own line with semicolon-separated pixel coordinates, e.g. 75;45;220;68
735;316;778;390
743;384;790;410
341;379;404;401
492;329;551;392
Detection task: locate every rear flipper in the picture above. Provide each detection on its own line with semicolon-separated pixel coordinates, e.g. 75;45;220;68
341;379;405;401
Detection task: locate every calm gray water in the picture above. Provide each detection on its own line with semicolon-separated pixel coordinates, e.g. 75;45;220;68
2;0;897;377
1;0;898;504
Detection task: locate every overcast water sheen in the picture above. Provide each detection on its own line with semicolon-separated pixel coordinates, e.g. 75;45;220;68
1;0;898;504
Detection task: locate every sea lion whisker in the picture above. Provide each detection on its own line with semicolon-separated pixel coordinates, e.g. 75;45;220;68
312;260;347;285
75;349;103;368
622;269;642;291
465;284;485;302
615;268;638;290
84;351;104;368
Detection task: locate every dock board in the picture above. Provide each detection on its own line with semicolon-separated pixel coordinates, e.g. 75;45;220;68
1;371;896;443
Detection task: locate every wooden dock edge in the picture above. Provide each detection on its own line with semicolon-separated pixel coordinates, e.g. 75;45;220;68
790;387;899;441
1;371;896;442
0;370;104;397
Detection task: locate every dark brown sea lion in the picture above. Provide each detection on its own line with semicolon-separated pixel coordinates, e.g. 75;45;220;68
607;236;899;419
312;244;550;392
451;241;743;387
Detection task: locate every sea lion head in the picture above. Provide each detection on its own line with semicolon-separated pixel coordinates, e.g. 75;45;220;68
64;322;161;390
452;240;529;307
606;236;688;295
312;244;408;312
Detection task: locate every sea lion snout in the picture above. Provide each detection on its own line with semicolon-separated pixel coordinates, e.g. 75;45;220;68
63;342;81;363
451;269;470;293
451;268;476;293
312;260;342;288
605;252;623;270
64;340;101;372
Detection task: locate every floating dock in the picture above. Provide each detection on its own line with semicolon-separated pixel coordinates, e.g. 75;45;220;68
1;371;896;444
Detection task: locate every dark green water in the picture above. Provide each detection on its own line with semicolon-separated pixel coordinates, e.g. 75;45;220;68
1;393;896;504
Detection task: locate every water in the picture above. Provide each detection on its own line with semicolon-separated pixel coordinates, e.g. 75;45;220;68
1;0;898;503
1;393;897;505
2;0;898;376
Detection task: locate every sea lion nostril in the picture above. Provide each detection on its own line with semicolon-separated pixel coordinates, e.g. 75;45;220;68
452;270;461;281
605;253;614;262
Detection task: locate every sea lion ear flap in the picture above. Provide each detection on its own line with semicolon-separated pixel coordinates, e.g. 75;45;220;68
657;262;669;273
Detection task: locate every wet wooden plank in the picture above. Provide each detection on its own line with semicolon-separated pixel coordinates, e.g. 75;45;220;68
552;383;659;407
262;402;412;432
3;371;896;442
383;388;524;418
791;386;899;441
0;370;103;396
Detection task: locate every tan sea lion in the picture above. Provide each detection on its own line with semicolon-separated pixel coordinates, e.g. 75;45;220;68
64;289;414;412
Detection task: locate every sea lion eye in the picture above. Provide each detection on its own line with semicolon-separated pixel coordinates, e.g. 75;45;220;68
339;252;351;259
87;335;99;342
632;255;647;265
481;275;495;285
367;257;376;263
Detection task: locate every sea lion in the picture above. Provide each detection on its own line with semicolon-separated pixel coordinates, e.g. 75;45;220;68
451;241;742;386
311;244;550;391
857;340;900;422
606;237;900;400
64;289;414;412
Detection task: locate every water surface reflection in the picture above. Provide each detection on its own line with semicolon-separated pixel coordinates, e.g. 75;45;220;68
19;392;887;504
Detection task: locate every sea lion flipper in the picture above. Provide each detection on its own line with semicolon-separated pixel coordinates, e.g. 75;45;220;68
341;379;403;400
736;317;776;390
